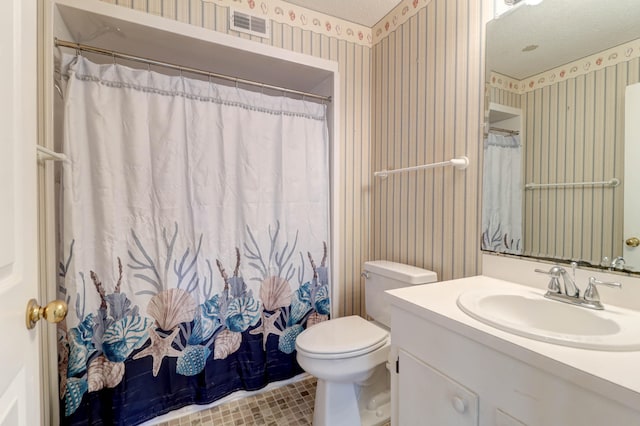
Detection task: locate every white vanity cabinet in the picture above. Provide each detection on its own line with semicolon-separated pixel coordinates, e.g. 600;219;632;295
397;348;479;425
388;279;640;426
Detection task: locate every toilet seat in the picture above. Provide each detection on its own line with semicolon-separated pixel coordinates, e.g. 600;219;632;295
296;315;389;360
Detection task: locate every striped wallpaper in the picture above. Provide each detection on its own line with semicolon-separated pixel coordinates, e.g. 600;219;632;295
488;86;521;110
100;0;491;316
523;58;637;265
490;57;639;266
99;0;372;317
371;0;488;284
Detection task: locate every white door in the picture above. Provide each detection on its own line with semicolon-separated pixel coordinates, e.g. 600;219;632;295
624;83;640;267
0;0;42;425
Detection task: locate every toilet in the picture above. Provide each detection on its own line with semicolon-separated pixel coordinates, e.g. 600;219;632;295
295;260;438;426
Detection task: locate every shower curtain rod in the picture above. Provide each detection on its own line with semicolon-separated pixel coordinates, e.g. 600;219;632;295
488;126;519;135
54;38;332;102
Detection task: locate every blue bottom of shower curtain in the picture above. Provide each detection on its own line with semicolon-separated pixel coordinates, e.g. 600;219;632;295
61;330;303;426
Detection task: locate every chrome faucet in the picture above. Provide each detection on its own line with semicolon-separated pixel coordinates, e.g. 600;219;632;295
535;265;621;310
583;277;622;309
535;265;579;297
561;264;579;297
610;256;625;271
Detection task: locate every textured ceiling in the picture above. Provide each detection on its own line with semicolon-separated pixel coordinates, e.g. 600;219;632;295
283;0;402;27
488;0;640;80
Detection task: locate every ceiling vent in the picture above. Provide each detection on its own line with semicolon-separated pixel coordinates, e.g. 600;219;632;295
230;8;270;39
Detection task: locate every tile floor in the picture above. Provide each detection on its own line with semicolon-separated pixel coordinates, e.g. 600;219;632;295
157;377;317;426
157;377;392;426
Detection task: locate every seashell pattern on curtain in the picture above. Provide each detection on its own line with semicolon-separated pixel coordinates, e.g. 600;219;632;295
57;55;330;425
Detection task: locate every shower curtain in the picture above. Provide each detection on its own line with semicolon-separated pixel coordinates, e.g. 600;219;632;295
57;54;330;425
481;132;523;254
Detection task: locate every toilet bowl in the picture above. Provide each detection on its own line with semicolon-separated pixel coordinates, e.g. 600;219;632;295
296;316;391;426
295;261;438;426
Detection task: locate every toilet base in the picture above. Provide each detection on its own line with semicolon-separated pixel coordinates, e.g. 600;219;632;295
312;364;390;426
313;380;360;426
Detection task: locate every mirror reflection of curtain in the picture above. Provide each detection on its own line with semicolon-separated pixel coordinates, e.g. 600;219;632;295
482;133;523;254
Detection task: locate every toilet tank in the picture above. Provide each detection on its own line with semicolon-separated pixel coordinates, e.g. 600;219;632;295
364;260;438;327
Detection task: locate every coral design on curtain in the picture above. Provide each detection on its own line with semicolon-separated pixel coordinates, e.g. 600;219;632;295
57;55;330;425
481;133;523;254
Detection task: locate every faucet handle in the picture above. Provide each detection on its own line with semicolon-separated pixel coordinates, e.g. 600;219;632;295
583;277;622;304
535;266;564;293
534;266;564;276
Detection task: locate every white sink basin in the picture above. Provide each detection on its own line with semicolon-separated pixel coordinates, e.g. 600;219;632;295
456;287;640;351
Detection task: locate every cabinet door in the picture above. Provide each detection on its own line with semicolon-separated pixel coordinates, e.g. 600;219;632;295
398;349;478;426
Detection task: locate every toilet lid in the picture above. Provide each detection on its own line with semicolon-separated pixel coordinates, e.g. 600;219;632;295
295;315;389;358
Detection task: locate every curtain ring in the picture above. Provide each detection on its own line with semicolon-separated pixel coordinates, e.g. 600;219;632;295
112;52;116;65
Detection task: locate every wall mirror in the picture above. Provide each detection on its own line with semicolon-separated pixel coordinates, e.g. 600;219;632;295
483;0;640;273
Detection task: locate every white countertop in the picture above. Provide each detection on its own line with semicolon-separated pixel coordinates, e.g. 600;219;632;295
386;275;640;412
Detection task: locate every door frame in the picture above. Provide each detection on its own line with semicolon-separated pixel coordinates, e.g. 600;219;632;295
38;0;62;423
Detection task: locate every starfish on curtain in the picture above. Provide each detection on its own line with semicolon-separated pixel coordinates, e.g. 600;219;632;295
133;327;182;376
249;311;283;350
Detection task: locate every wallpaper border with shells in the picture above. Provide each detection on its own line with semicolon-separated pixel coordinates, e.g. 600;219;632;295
202;0;373;46
489;37;640;95
371;0;435;45
201;0;439;47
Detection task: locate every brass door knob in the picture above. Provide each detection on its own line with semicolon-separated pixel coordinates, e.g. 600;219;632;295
626;237;640;248
25;298;67;330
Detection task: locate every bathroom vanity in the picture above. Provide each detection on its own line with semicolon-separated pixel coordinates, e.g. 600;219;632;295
387;276;640;426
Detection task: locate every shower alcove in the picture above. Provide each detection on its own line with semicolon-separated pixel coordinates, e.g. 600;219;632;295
41;0;340;422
